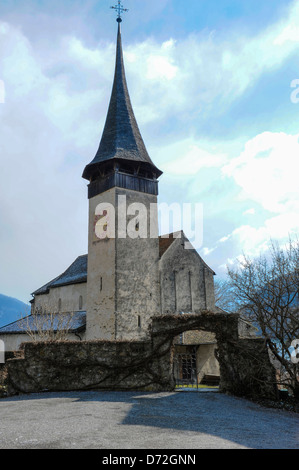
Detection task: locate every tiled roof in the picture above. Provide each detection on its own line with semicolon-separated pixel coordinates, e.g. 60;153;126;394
51;255;87;289
32;255;88;296
0;311;86;335
31;275;62;296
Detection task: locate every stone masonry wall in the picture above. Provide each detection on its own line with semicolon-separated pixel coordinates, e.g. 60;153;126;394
6;339;173;395
159;234;215;314
6;313;278;400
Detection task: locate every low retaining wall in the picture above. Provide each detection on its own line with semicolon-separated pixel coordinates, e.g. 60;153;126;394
6;313;278;399
6;339;173;394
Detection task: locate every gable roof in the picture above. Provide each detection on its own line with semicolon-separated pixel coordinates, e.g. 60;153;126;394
159;231;216;275
32;255;88;296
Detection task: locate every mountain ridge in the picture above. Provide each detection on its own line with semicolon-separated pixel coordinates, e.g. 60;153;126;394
0;293;30;328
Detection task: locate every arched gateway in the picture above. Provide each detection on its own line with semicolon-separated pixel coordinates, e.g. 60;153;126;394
6;312;278;400
151;313;278;398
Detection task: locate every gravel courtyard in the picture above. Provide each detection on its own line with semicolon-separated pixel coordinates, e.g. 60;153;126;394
0;390;298;449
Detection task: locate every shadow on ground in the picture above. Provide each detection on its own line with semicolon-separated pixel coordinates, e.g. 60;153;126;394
2;389;298;449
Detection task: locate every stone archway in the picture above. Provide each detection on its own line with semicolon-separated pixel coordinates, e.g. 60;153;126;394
150;313;278;399
172;328;220;389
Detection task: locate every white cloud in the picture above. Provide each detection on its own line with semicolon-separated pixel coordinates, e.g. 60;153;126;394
273;22;299;45
210;206;299;275
224;211;299;258
213;130;299;263
202;246;216;256
145;39;178;81
243;208;255;215
222;131;299;213
146;55;178;81
123;1;299;123
160;139;227;175
219;235;231;243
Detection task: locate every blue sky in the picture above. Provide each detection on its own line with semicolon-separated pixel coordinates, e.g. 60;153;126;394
0;0;299;303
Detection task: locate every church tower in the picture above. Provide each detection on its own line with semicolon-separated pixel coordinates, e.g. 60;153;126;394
82;16;163;341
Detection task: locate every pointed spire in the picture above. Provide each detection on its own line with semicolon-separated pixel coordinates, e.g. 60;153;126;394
83;23;162;181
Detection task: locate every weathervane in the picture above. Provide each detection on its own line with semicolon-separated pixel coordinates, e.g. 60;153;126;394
110;1;129;22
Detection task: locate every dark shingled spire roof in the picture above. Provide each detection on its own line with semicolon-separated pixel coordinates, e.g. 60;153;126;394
82;22;162;181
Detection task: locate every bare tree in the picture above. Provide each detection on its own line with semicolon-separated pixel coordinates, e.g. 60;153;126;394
227;238;299;398
20;306;75;342
214;278;240;313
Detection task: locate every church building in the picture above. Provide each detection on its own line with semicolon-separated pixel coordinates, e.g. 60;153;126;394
0;14;219;386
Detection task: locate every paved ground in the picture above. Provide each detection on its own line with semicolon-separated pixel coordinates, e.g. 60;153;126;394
0;390;298;449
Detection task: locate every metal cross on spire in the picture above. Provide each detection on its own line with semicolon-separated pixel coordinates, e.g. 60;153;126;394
110;1;129;22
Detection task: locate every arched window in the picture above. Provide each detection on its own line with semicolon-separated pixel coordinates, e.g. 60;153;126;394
79;295;83;311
